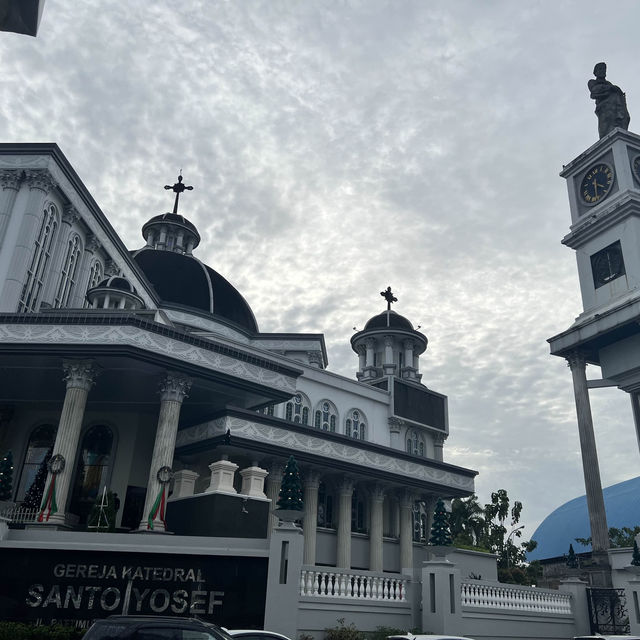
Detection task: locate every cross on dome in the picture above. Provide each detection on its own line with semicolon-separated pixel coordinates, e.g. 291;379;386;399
380;286;397;310
164;173;193;214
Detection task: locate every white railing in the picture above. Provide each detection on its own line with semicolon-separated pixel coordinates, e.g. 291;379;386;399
300;569;407;601
0;504;38;523
461;580;572;614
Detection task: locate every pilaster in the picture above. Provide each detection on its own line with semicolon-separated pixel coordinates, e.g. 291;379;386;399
399;489;415;574
0;169;21;248
433;432;447;462
303;469;321;565
265;462;284;535
368;484;385;572
336;477;354;569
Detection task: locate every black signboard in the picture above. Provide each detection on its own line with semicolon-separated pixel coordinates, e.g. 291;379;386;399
0;548;268;629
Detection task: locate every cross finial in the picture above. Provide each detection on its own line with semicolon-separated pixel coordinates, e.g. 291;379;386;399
380;286;397;310
164;173;193;214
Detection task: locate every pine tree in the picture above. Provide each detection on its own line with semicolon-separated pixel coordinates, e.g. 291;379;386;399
22;447;52;510
0;451;14;501
429;497;452;546
276;456;304;512
566;543;579;568
87;489;116;532
632;540;640;567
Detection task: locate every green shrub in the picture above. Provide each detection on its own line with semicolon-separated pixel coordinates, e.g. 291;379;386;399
325;618;365;640
365;627;408;640
0;622;86;640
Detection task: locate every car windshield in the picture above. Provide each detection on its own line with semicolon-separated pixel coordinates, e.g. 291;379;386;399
84;621;133;639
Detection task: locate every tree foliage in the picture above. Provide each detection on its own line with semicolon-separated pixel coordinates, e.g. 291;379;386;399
575;526;640;549
450;489;539;585
22;447;52;510
277;455;303;511
429;497;452;546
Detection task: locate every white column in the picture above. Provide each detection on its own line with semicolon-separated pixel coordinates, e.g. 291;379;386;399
170;469;199;499
433;433;446;461
265;462;284;535
39;359;98;526
240;464;269;498
369;484;385;572
303;470;320;565
388;417;402;449
631;391;640;455
566;352;610;554
0;170;21;248
336;477;354;569
383;335;396;375
399;490;415;574
138;372;191;532
404;340;414;369
0;170;57;312
365;338;375;367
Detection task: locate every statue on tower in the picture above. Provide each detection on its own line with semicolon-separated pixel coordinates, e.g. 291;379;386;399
588;62;630;139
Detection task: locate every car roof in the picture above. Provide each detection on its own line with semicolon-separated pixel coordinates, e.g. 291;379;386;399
227;631;291;640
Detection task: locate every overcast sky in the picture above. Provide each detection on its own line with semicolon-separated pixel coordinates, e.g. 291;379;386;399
2;0;640;540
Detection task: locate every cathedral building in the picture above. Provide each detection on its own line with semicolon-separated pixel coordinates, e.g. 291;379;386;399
0;143;476;630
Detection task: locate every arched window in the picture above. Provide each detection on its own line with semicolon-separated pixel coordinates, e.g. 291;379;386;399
70;425;114;524
406;429;426;457
18;203;59;312
285;393;310;425
83;260;103;308
345;409;366;440
413;503;428;542
317;482;334;528
314;401;337;432
54;234;82;308
351;489;366;533
16;424;56;502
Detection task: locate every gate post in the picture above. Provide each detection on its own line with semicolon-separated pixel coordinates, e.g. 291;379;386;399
421;558;462;635
624;575;640;636
559;577;590;637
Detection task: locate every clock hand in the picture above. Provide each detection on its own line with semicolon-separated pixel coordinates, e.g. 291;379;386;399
592;178;600;195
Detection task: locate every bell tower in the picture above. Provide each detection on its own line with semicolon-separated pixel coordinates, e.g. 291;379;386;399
548;63;639;588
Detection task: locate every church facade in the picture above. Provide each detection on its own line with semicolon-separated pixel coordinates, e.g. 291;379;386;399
0;143;476;631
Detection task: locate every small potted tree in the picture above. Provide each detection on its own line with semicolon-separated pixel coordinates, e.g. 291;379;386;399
274;456;304;526
428;497;453;557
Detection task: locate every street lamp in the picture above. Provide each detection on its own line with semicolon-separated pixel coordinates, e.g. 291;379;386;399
505;525;525;569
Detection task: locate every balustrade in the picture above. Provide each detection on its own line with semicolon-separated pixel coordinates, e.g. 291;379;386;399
461;580;572;614
300;568;406;601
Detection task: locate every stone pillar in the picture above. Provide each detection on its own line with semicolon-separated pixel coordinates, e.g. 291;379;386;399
265;462;284;535
558;578;590;637
336;477;354;569
365;338;375;367
383;335;396;375
0;170;21;248
170;469;199;500
404;340;414;369
369;484;385;572
240;464;269;498
303;470;320;565
433;433;446;462
399;490;415;574
0;170;57;312
566;352;611;568
138;372;191;532
421;558;462;635
205;456;238;494
356;345;366;374
388;417;403;449
39;360;98;526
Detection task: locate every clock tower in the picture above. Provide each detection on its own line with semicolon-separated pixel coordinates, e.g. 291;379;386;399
548;64;639;588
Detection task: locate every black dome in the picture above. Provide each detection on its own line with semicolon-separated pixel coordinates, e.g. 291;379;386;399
364;310;414;331
133;249;258;333
94;276;137;294
142;213;199;236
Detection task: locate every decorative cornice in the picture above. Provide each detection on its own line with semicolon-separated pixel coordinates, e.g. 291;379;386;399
0;169;21;190
303;469;321;488
159;371;192;403
24;169;57;193
85;233;101;253
62;359;98;391
104;259;119;277
433;432;448;446
338;476;355;495
398;489;416;508
177;416;475;492
307;350;323;367
388;416;404;433
369;483;386;501
62;204;80;225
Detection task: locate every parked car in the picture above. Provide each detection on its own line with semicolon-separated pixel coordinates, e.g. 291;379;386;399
574;636;640;640
84;615;232;639
227;630;292;640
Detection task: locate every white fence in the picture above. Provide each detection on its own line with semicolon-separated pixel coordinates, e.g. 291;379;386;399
0;504;38;523
300;568;407;601
461;579;573;614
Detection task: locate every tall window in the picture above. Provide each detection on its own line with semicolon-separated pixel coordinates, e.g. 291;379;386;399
18;204;59;312
314;401;337;432
285;393;310;425
83;260;103;308
345;409;366;440
70;425;114;524
351;489;366;533
413;503;427;542
16;424;56;502
317;482;334;528
54;234;82;308
406;430;425;457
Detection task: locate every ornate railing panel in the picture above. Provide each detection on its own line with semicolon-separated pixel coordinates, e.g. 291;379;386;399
461;580;572;614
0;505;38;523
300;569;407;601
587;587;629;635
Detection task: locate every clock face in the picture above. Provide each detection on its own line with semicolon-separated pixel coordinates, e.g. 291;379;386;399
580;163;614;205
591;241;626;289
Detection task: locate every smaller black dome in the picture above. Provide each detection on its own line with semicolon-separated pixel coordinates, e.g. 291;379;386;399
94;276;137;294
364;310;414;331
142;213;199;237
